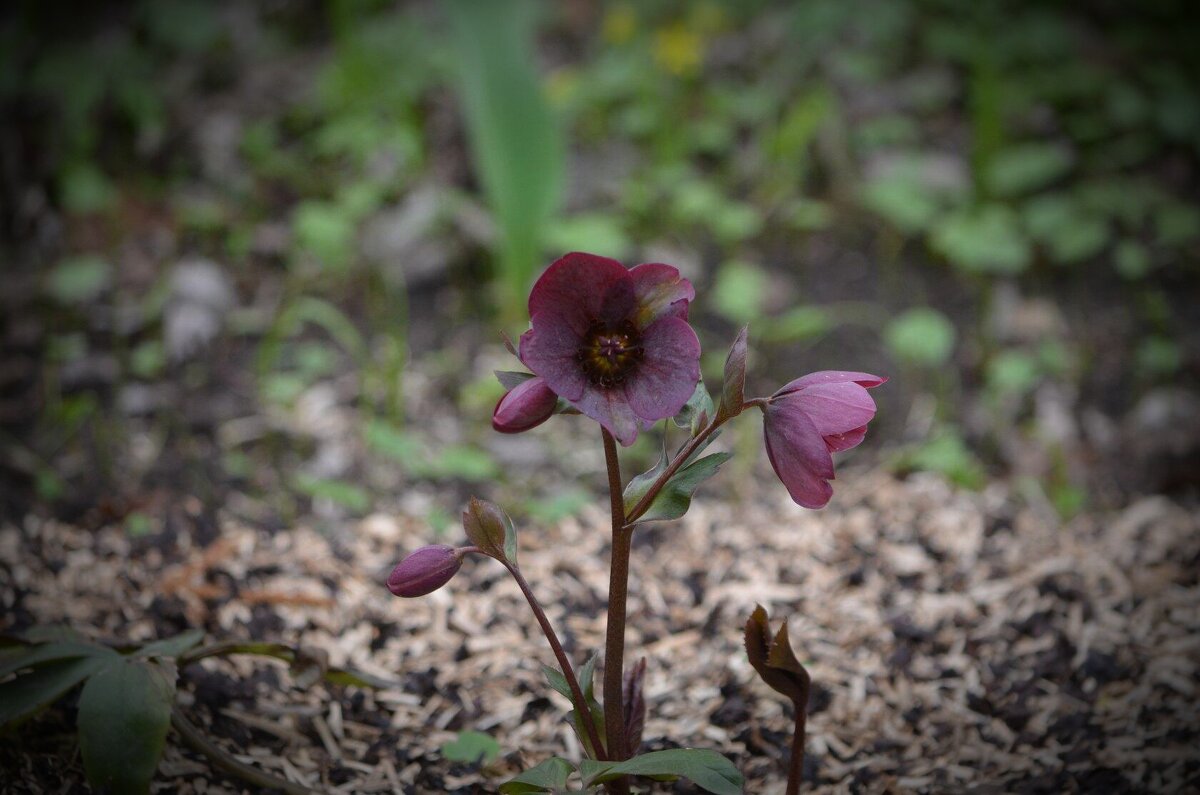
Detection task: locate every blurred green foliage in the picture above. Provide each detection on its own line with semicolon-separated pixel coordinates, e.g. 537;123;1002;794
4;0;1196;516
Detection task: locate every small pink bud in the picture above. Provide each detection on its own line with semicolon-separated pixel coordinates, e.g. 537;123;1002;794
387;545;464;597
492;376;558;434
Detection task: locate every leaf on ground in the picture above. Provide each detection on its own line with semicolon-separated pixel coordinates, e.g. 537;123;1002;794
77;658;177;795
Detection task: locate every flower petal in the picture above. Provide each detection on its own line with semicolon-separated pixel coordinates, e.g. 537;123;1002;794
630;262;695;326
623;316;701;422
774;371;887;397
492;376;558;434
824;424;868;453
570;383;641;446
763;403;835;509
528;252;634;335
786;381;878;437
520;319;588;401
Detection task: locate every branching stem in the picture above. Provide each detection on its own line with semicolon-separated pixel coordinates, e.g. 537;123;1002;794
503;560;608;760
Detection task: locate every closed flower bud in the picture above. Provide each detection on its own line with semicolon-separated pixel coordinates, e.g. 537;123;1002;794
387;545;464;598
492;376;559;434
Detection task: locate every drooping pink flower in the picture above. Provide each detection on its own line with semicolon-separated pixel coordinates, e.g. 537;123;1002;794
762;371;886;509
493;376;558;434
387;545;464;597
519;252;701;446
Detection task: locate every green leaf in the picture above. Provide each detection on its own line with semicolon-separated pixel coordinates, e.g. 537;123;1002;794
365;420;421;462
292;200;355;270
884;308;956;367
759;306;830;343
932;205;1031;275
544;214;630;260
0;655;113;727
891;429;985;490
0;641;111;680
441;730;501;764
673;381;714;435
861;173;942;234
45;256;112;304
447;0;564;312
77;658;176;795
418;445;500;482
133;630;205;660
59;162;117;214
632;452;733;524
540;663;573;701
1113;240;1151;279
622;448;669;517
985;143;1073;197
292;475;371;513
582;749;744;794
712;261;768;325
500;757;577;794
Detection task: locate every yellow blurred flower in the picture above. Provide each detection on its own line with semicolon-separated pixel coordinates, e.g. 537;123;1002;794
602;4;637;45
653;23;703;77
546;67;579;108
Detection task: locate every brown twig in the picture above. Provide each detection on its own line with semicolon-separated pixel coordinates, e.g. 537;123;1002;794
171;708;317;795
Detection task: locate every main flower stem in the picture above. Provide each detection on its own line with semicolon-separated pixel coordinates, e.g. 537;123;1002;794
787;706;808;795
503;560;607;761
601;429;632;795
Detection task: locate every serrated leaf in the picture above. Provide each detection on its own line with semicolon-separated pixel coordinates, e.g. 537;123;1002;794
0;655;112;727
622;447;670;517
542;652;605;758
133;630;205;660
541;663;573;701
673;381;713;435
77;658;176;795
582;749;744;794
577;651;599;701
635;452;732;524
717;327;748;422
500;757;577;793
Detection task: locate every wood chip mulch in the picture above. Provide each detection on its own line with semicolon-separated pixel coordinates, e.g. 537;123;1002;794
2;471;1198;793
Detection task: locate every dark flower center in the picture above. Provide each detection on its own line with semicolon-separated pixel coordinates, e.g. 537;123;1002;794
577;321;643;388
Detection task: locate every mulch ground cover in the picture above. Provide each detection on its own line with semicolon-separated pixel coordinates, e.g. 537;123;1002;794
2;468;1197;793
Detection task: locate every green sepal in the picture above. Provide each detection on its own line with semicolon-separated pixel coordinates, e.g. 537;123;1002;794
673;381;714;436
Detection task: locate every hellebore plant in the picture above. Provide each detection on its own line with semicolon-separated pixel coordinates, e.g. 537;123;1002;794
388;253;885;793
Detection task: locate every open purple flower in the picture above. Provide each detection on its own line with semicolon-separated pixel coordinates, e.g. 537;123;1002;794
519;252;701;446
762;371;886;509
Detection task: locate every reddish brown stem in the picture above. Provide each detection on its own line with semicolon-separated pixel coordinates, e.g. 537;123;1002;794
600;429;632;795
787;706;808;795
624;417;722;527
